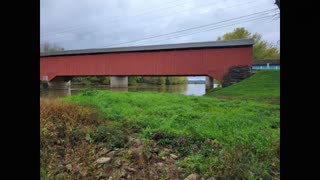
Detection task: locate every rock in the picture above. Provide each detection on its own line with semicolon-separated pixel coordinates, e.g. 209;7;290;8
128;137;135;143
185;173;199;180
73;164;81;171
79;170;87;176
156;162;164;168
222;66;252;87
133;139;142;147
207;177;216;180
107;151;116;157
177;167;184;173
162;156;166;160
126;167;136;172
108;176;113;180
131;146;142;158
114;159;122;168
163;148;170;152
96;157;111;164
170;154;178;159
66;164;72;171
151;147;160;153
98;148;111;156
120;168;127;178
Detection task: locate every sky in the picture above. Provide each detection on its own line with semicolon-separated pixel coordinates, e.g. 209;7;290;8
40;0;280;51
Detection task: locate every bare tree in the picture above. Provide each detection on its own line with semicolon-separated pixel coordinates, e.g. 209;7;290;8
40;42;64;52
275;0;280;10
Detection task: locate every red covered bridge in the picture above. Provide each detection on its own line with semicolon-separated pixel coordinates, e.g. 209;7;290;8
40;39;253;89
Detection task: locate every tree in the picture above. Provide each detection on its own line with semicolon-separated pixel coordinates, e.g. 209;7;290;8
216;27;280;60
40;41;64;52
275;0;280;10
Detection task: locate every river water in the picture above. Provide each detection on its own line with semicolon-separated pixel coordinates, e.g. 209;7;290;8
40;83;218;99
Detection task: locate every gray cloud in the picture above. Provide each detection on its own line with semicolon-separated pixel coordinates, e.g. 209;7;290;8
40;0;279;50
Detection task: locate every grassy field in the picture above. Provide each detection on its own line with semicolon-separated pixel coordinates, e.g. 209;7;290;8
40;70;280;179
207;70;280;104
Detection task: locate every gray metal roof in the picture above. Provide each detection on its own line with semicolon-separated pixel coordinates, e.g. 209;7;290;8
40;39;254;57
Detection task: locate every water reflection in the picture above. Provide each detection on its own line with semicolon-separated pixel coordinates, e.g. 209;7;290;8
40;89;72;99
183;84;206;96
40;83;212;99
128;84;188;94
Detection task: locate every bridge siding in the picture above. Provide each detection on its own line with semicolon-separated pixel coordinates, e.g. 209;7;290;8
40;47;252;82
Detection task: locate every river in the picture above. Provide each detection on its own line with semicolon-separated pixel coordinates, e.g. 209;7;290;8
40;83;218;99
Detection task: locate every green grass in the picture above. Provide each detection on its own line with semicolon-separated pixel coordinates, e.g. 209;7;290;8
62;88;280;178
207;70;280;104
50;70;280;178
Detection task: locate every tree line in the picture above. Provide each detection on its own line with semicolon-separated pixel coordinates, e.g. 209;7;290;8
72;76;187;86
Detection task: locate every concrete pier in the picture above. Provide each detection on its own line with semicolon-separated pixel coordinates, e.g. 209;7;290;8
205;76;214;90
41;76;71;90
110;76;128;88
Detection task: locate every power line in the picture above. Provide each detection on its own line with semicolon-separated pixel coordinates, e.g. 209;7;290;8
137;13;278;46
41;0;185;35
40;0;191;37
101;8;278;48
41;0;258;42
126;14;276;46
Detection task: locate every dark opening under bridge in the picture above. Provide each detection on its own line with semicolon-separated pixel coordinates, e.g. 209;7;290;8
40;39;253;89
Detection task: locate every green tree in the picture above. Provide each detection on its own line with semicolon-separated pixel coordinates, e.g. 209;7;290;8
166;77;188;85
102;77;110;85
128;76;143;85
148;76;188;85
216;27;280;60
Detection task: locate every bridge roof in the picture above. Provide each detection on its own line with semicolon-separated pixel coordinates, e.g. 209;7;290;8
40;39;254;57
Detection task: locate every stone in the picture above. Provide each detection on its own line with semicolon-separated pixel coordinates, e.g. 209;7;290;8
222;65;252;87
157;162;164;168
114;159;122;168
98;148;111;156
133;139;142;147
151;147;160;153
170;154;178;159
163;148;170;153
126;167;136;172
66;164;72;171
107;151;116;157
120;168;127;178
79;170;88;176
127;137;135;144
96;157;111;164
207;177;216;180
185;173;199;180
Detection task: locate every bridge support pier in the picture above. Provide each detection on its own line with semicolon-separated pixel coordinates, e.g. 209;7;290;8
205;76;214;90
110;76;128;88
41;77;71;90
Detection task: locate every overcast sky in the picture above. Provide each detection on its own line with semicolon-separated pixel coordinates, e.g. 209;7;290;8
40;0;279;50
